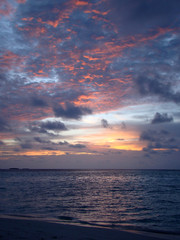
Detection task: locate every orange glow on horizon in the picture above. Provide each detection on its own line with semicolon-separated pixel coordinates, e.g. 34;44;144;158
68;126;145;151
0;150;97;157
111;144;142;151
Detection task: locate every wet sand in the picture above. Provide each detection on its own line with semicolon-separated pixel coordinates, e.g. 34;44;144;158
0;216;179;240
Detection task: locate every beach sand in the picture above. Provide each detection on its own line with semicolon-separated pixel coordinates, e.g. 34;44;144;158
0;216;179;240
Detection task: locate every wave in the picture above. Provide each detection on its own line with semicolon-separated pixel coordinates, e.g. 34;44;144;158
55;216;180;236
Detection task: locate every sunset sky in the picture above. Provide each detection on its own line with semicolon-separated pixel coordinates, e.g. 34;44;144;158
0;0;180;169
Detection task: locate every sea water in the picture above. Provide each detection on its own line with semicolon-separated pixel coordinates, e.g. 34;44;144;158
0;169;180;235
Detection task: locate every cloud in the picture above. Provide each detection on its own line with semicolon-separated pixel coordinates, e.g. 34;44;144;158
108;0;180;36
69;143;86;148
29;120;68;135
58;141;69;145
140;129;179;154
101;119;110;128
151;112;173;124
140;130;156;142
0;118;11;132
0;0;14;17
107;149;122;155
41;121;67;131
42;147;55;151
31;126;49;134
120;121;126;129
53;102;92;120
31;97;47;107
34;137;49;143
20;142;32;149
135;74;180;104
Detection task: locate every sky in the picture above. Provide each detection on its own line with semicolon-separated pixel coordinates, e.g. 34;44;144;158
0;0;180;169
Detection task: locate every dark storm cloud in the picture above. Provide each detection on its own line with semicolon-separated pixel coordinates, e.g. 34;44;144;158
107;150;122;155
160;130;169;135
53;102;92;120
34;137;49;143
140;129;179;154
51;89;86;107
42;147;55;151
30;126;48;134
140;130;156;142
120;122;126;129
29;120;68;135
41;121;67;131
0;118;11;132
69;144;86;149
101;119;110;128
16;0;67;20
135;74;180;104
151;112;173;124
20;143;32;149
143;143;179;156
31;97;47;107
109;0;180;36
58;141;69;145
117;138;125;141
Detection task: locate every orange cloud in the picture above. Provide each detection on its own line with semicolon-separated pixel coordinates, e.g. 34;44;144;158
92;36;105;40
36;5;72;28
84;9;109;16
74;94;98;106
0;51;26;70
33;70;49;77
84;55;99;61
92;9;109;16
75;0;88;6
138;27;175;43
92;15;109;23
83;27;176;69
17;25;47;37
22;17;33;21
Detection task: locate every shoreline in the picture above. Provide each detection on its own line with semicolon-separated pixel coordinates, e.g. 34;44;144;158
0;216;180;240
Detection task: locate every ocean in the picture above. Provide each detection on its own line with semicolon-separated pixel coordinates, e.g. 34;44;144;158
0;169;180;235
